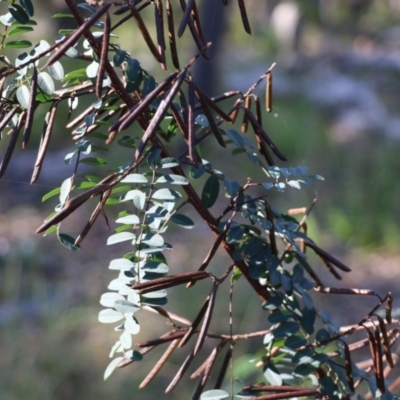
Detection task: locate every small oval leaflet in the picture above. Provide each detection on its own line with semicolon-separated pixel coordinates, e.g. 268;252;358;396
108;258;134;271
141;289;167;299
121;173;148;183
264;363;283;386
37;72;55;95
200;390;229;400
115;215;140;225
170;214;195;229
141;261;169;273
107;232;136;245
57;233;80;251
120;189;146;210
159;157;179;168
125;315;140;335
98;308;124;323
48;61;64;81
141;233;164;247
104;357;124;380
152;188;182;201
16;85;30;109
201;175;220;208
156;174;189;185
114;300;140;314
120;331;132;349
100;292;126;308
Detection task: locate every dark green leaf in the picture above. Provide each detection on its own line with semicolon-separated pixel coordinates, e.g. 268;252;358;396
9;4;29;24
4;40;32;48
170;214;195;229
284;335;307;349
316;328;331;342
201;175;220;208
20;0;34;17
57;233;80;251
300;307;316;334
7;26;33;36
125;58;140;81
262;296;283;311
273;321;299;338
79;157;107;166
113;49;127;67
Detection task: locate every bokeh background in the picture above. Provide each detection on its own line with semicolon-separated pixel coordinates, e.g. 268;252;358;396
1;1;400;399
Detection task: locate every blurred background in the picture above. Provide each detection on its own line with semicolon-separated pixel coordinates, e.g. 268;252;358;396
1;0;400;399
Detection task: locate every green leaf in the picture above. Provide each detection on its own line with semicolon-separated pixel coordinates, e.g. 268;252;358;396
201;175;220;208
9;4;29;24
200;389;229;400
170;214;195;229
7;26;33;36
79;157;107;166
156;174;189;185
20;0;34;17
62;68;87;82
57;233;80;251
42;187;61;202
104;357;124;380
152;188;182;201
52;13;74;18
107;232;136;245
37;72;55;94
114;300;140;314
4;40;31;48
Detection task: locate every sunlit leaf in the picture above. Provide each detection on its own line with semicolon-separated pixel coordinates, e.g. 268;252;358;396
152;188;182;201
107;232;136;245
104;357;124;380
200;390;229;400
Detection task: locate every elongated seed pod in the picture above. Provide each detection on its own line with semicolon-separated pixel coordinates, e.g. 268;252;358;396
266;71;272;112
96;12;110;99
